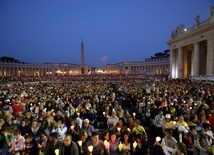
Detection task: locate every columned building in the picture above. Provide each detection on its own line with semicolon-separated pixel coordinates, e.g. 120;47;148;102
168;6;214;78
101;53;170;75
0;59;87;76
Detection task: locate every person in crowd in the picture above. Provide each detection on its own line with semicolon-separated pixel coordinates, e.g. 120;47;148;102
67;117;81;142
0;127;14;155
126;117;134;131
133;134;149;155
11;117;21;130
87;131;105;155
119;130;132;155
53;120;67;142
112;118;127;138
106;132;120;155
162;142;187;155
202;122;214;146
153;109;165;138
77;130;90;155
9;130;25;155
81;119;95;138
20;119;30;136
161;128;177;149
3;107;14;125
132;119;147;138
162;114;176;132
37;131;49;155
23;133;38;155
107;110;119;130
29;119;43;142
59;134;79;155
42;132;62;155
187;115;199;130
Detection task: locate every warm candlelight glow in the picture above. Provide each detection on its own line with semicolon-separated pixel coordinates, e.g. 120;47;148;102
127;128;131;132
156;136;161;142
117;127;121;132
88;146;93;153
55;149;59;155
172;121;176;125
133;113;136;117
103;112;105;115
77;140;82;147
70;125;74;130
118;142;123;151
133;141;137;149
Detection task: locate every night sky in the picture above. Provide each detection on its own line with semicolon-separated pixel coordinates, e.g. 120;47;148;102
0;0;213;67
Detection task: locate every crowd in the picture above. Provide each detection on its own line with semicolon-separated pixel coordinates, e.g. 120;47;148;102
0;75;213;155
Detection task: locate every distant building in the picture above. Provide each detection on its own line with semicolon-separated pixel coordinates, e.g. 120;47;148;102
168;6;214;78
0;57;88;76
100;52;170;75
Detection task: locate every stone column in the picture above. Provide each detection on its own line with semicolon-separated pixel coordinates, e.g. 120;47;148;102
206;38;214;75
178;47;184;78
170;49;175;78
193;42;200;75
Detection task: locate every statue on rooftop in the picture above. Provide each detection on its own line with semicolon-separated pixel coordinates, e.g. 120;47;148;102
195;14;200;24
170;29;175;37
211;5;214;16
177;24;184;33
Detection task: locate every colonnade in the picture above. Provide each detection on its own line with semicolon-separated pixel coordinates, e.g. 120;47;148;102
169;7;214;78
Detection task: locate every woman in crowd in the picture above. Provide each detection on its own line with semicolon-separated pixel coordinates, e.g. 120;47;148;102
133;134;149;155
162;142;187;155
119;130;132;155
106;132;120;155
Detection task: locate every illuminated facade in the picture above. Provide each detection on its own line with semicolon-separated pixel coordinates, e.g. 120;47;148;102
101;54;170;75
168;6;214;78
0;60;88;76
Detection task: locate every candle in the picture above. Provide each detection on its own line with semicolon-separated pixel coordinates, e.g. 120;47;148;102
70;125;74;130
77;140;82;147
156;136;161;142
103;112;105;115
133;141;137;149
117;127;121;132
88;146;93;153
55;149;59;155
118;142;123;151
172;121;176;125
133;113;136;117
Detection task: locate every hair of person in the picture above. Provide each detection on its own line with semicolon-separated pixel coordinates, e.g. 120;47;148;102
176;142;187;155
84;118;90;124
14;130;21;135
164;128;173;135
65;134;72;140
40;131;48;137
103;130;109;137
92;131;98;137
50;132;58;139
119;117;126;125
79;130;87;138
202;122;210;129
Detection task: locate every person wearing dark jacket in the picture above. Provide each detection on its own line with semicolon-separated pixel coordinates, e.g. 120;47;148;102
43;132;62;155
59;134;79;155
23;134;38;155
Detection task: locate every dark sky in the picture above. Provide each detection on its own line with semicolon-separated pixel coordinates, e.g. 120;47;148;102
0;0;213;67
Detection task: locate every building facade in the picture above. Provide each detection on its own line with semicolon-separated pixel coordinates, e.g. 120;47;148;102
0;60;87;76
168;6;214;78
101;54;170;75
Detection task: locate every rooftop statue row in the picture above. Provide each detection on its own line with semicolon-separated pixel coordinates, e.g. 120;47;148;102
170;5;214;39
